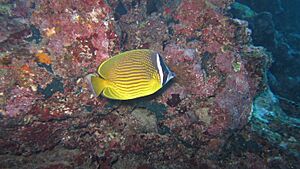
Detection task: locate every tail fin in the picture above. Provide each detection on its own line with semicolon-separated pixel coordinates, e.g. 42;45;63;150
85;74;107;97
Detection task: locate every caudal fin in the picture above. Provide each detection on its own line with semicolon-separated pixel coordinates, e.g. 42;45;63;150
85;74;107;97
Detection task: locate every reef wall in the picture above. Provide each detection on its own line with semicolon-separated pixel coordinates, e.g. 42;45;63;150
232;0;300;116
230;0;300;160
1;0;296;168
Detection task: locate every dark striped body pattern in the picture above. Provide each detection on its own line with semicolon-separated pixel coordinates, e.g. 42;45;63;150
86;49;175;100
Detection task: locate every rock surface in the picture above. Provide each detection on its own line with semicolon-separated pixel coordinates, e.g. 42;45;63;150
1;0;297;168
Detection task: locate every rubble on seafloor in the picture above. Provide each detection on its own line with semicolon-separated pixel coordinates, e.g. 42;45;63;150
0;0;298;168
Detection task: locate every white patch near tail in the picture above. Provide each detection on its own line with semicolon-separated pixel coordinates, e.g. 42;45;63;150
85;74;98;97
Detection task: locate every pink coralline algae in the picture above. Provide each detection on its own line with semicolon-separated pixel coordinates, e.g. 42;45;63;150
4;87;40;117
163;44;220;99
215;51;236;73
31;0;119;77
152;0;267;138
172;0;206;38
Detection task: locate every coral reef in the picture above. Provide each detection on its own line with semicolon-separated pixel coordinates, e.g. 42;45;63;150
232;0;300;115
0;0;297;169
230;0;300;161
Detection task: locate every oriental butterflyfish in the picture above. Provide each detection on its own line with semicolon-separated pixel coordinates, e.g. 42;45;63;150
86;49;175;100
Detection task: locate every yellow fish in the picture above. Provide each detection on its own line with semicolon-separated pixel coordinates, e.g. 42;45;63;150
86;49;175;100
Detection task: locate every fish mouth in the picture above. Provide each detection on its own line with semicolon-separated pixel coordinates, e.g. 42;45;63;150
165;71;175;84
170;72;176;78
